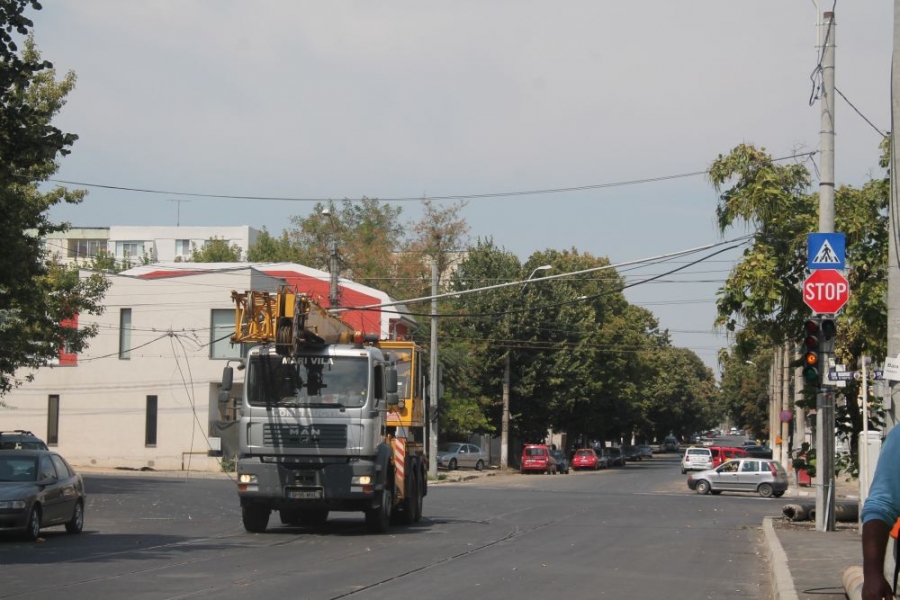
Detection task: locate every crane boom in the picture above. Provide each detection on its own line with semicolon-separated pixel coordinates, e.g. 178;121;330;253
230;286;359;355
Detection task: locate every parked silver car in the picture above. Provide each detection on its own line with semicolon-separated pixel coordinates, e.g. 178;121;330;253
436;443;487;471
686;458;789;498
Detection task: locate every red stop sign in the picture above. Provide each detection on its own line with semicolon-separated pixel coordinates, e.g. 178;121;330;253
803;269;849;314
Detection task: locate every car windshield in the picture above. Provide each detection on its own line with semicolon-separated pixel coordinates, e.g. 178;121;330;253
439;443;462;454
0;457;37;482
525;447;546;456
246;354;368;407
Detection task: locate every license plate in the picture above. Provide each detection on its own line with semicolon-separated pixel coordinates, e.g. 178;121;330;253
287;489;323;500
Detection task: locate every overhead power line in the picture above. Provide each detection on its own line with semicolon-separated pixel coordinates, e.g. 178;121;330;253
46;152;817;204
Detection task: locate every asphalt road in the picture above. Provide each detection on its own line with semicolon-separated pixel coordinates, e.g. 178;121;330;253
0;453;781;599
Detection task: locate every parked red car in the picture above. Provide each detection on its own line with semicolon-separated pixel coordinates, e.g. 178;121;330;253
520;444;556;474
710;446;748;467
571;448;603;471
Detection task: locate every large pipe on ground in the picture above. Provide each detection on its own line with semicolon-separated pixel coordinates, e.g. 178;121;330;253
782;501;858;522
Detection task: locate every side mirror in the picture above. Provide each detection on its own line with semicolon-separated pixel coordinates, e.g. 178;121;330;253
386;393;400;407
385;368;398;395
38;476;58;486
221;366;233;392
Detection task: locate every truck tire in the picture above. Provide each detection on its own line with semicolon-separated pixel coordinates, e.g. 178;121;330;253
366;487;392;534
242;504;270;533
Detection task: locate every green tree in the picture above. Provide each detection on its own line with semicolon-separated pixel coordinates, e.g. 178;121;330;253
0;10;110;397
189;237;243;262
246;227;303;263
710;140;891;469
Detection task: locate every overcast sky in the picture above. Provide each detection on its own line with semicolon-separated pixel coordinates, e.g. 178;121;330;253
32;2;894;373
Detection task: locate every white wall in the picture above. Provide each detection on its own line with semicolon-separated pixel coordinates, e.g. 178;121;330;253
0;267;280;472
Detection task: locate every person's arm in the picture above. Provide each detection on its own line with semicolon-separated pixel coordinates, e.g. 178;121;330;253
862;519;893;600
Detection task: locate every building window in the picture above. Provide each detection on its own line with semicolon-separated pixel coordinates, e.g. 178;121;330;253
210;309;242;359
67;239;106;259
145;395;158;446
119;308;132;359
175;239;191;257
47;395;59;445
115;241;142;261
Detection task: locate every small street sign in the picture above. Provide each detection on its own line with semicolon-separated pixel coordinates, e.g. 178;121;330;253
808;232;846;270
828;370;854;381
802;269;850;314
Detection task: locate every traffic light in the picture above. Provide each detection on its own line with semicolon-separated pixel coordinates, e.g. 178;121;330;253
820;317;837;354
801;318;822;388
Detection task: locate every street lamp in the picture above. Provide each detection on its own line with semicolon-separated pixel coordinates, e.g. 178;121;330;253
501;264;552;470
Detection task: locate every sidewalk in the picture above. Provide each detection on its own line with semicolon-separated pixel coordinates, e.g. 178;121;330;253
765;476;867;600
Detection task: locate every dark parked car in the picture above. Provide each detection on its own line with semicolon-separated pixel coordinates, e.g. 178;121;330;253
622;445;642;461
742;444;774;459
550;449;570;474
637;444;654;459
0;431;48;451
0;449;85;540
605;447;626;467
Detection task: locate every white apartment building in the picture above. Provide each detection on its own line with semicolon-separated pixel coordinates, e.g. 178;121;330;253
0;262;416;473
40;225;259;266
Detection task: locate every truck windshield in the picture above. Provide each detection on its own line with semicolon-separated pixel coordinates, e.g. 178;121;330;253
246;354;369;407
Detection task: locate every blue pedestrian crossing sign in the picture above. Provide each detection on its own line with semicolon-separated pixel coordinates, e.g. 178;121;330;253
808;232;845;270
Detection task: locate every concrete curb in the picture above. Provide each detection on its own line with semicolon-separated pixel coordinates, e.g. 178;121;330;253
75;466;234;480
763;517;799;600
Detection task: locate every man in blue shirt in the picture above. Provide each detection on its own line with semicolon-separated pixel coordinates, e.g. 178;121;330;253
861;426;900;599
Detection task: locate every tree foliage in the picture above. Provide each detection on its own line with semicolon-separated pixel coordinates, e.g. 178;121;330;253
711;139;890;468
0;6;109;397
188;237;243;262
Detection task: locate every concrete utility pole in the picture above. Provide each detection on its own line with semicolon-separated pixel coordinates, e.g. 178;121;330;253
780;342;791;469
815;10;837;533
428;259;439;479
886;0;900;433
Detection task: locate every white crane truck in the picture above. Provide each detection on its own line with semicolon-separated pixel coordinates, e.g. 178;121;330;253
219;287;428;533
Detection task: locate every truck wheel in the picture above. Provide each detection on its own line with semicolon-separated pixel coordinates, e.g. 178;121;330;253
365;488;392;534
242;504;270;533
399;471;423;525
412;473;424;523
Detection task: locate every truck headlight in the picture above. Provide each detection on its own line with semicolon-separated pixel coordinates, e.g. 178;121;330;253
238;474;258;484
351;475;372;485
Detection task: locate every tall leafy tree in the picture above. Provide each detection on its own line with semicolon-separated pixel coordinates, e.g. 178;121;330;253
0;9;109;397
246;227;303;263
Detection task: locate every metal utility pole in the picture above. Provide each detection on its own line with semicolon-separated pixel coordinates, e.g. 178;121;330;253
816;10;837;533
886;0;900;432
428;259;439;479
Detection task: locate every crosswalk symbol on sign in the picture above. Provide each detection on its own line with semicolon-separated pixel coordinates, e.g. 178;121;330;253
808;232;846;270
813;240;840;265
